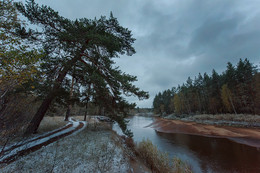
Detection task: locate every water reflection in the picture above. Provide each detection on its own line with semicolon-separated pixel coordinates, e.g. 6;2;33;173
113;116;260;173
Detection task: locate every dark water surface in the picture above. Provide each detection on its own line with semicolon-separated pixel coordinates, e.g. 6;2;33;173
113;116;260;173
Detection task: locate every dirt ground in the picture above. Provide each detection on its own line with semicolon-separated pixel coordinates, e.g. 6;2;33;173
148;118;260;148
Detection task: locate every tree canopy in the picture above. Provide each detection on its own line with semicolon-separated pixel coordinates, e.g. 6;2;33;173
153;59;259;116
0;0;44;113
0;0;148;136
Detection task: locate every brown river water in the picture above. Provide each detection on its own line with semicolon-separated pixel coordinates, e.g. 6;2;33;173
113;116;260;173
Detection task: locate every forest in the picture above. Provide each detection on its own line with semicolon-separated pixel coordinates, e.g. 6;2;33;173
153;59;260;115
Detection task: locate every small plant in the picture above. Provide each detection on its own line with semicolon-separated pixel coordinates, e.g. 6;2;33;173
121;136;135;150
173;157;192;173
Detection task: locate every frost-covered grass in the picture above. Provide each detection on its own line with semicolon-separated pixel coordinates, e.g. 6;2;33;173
184;114;260;122
0;123;129;173
0;116;67;148
165;114;260;127
38;116;67;134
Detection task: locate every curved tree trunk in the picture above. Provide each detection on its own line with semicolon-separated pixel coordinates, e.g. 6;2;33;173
24;54;82;135
24;91;57;135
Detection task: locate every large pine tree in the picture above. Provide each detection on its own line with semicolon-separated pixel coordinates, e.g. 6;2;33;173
15;0;148;135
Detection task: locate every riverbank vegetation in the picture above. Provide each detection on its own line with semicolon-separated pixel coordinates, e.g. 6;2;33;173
136;139;192;173
1;117;193;173
153;59;259;119
165;114;260;128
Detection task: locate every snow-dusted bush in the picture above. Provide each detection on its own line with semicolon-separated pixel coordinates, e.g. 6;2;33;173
136;139;192;173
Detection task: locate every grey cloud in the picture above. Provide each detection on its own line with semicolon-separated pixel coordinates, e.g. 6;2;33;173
28;0;260;107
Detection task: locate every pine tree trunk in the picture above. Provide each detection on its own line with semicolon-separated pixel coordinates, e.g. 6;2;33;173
229;95;237;115
65;77;75;121
101;107;105;116
65;105;71;121
24;53;82;135
83;82;91;121
84;110;87;121
98;106;102;115
197;92;202;113
24;90;57;135
84;103;88;121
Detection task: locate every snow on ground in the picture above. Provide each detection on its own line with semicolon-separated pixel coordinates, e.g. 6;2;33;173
0;118;86;163
0;122;72;152
0;123;130;173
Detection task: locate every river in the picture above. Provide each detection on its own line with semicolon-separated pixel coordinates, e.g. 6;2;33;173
113;116;260;173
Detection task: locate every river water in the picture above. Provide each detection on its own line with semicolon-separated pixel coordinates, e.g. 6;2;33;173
113;116;260;173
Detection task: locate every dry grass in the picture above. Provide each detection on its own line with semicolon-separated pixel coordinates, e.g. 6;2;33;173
166;114;260;127
136;139;192;173
0;115;67;146
0;114;96;148
1;122;129;173
37;116;67;134
186;114;260;122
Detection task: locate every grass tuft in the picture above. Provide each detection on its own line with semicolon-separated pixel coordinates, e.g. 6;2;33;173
136;139;192;173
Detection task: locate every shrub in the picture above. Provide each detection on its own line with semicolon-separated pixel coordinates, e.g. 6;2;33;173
0;94;39;145
173;157;192;173
136;139;192;173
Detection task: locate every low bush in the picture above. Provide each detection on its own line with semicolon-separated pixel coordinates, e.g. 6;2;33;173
136;139;192;173
0;94;39;146
173;157;193;173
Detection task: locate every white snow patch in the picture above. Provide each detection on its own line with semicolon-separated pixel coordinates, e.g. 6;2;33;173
0;118;86;163
1;127;130;173
0;122;72;152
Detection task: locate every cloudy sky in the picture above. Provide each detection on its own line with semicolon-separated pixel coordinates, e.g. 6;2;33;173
28;0;260;107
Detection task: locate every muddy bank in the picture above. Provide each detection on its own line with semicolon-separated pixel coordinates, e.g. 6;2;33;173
148;118;260;148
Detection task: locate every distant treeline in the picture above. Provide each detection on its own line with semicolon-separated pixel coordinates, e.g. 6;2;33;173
153;59;260;115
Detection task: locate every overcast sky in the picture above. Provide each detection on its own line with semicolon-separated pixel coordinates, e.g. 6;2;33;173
28;0;260;108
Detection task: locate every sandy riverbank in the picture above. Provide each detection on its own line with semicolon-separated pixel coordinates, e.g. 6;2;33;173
148;118;260;148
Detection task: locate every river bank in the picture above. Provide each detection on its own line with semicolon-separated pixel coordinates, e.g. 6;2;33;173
164;114;260;128
2;116;189;173
148;117;260;148
114;116;260;172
